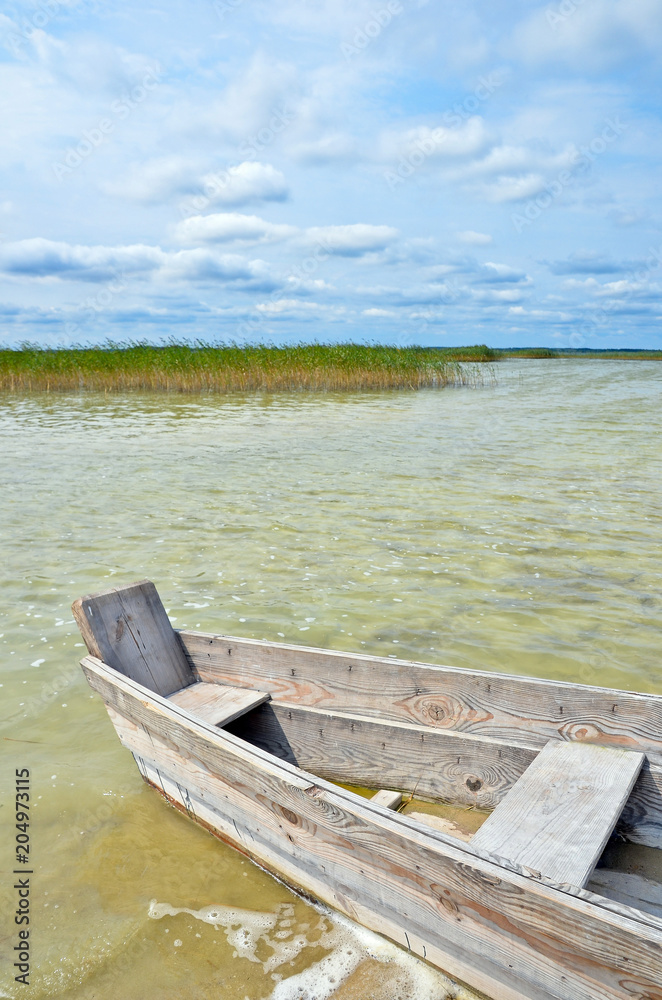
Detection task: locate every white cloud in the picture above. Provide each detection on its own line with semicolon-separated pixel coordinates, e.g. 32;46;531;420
479;173;548;203
174;213;297;245
0;238;272;286
380;118;492;163
103;160;289;208
456;230;492;245
305;224;399;255
101;157;203;204
200;162;289;207
478;262;530;284
0;238;162;281
362;307;396;317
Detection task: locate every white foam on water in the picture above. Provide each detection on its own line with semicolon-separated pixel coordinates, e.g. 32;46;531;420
148;899;479;999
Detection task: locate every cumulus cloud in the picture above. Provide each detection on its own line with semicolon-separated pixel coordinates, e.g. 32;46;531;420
101;157;203;204
199;162;289;207
103;160;289;208
380;118;492;164
454;143;579;202
476;262;530;284
174;213;297;245
0;238;273;286
0;238;162;282
305;224;399;255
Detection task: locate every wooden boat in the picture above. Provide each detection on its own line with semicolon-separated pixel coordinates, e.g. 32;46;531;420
73;580;662;1000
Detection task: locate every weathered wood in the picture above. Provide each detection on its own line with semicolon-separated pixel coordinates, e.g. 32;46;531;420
167;681;269;727
472;741;644;887
81;654;662;1000
178;629;662;764
226;701;540;808
226;700;662;848
371;789;403;810
587;869;662;921
72;581;193;696
128;744;524;1000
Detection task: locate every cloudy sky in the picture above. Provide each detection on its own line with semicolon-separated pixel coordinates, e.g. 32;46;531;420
1;0;661;348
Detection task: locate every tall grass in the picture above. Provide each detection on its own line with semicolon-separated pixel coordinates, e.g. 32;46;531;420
0;343;495;393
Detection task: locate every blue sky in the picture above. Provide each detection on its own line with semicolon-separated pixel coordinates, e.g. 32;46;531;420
1;0;661;348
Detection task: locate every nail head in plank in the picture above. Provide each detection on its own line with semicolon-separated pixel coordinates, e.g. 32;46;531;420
370;789;403;810
178;629;662;762
167;682;269;727
471;740;644;887
72;579;193;697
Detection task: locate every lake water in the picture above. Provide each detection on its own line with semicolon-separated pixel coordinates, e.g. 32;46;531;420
1;359;661;999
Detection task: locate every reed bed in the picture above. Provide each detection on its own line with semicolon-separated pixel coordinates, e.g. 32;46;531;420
0;343;495;393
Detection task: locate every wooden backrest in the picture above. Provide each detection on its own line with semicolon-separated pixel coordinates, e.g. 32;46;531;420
72;580;194;696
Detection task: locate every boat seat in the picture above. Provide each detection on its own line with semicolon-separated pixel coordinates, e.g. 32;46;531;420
167;681;269;727
471;740;644;887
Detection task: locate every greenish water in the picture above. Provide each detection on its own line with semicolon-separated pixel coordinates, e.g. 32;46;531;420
1;359;661;999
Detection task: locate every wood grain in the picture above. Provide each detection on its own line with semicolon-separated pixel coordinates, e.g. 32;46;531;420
472;741;644;887
72;581;193;696
371;789;403;810
587;870;662;922
226;701;540;809
225;700;662;847
178;630;662;764
81;654;662;1000
167;681;269;726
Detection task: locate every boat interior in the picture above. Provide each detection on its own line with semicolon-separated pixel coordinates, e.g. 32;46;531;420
73;579;662;925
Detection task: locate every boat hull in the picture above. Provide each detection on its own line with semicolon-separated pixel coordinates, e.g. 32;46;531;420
82;654;662;1000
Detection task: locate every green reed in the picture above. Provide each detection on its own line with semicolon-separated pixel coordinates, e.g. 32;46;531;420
0;342;496;392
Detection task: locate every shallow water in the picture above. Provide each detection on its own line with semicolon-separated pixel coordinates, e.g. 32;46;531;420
1;359;661;999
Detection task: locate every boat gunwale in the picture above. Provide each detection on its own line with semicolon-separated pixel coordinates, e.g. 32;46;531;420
176;627;662;704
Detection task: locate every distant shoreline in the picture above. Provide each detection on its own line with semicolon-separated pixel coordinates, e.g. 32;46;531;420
493;348;662;359
0;343;659;393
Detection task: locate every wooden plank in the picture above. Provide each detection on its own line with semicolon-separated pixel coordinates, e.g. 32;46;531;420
167;681;269;726
73;580;193;696
81;654;662;1000
472;741;644;887
371;789;403;810
178;629;662;763
225;700;662;847
587;870;662;921
226;701;539;809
